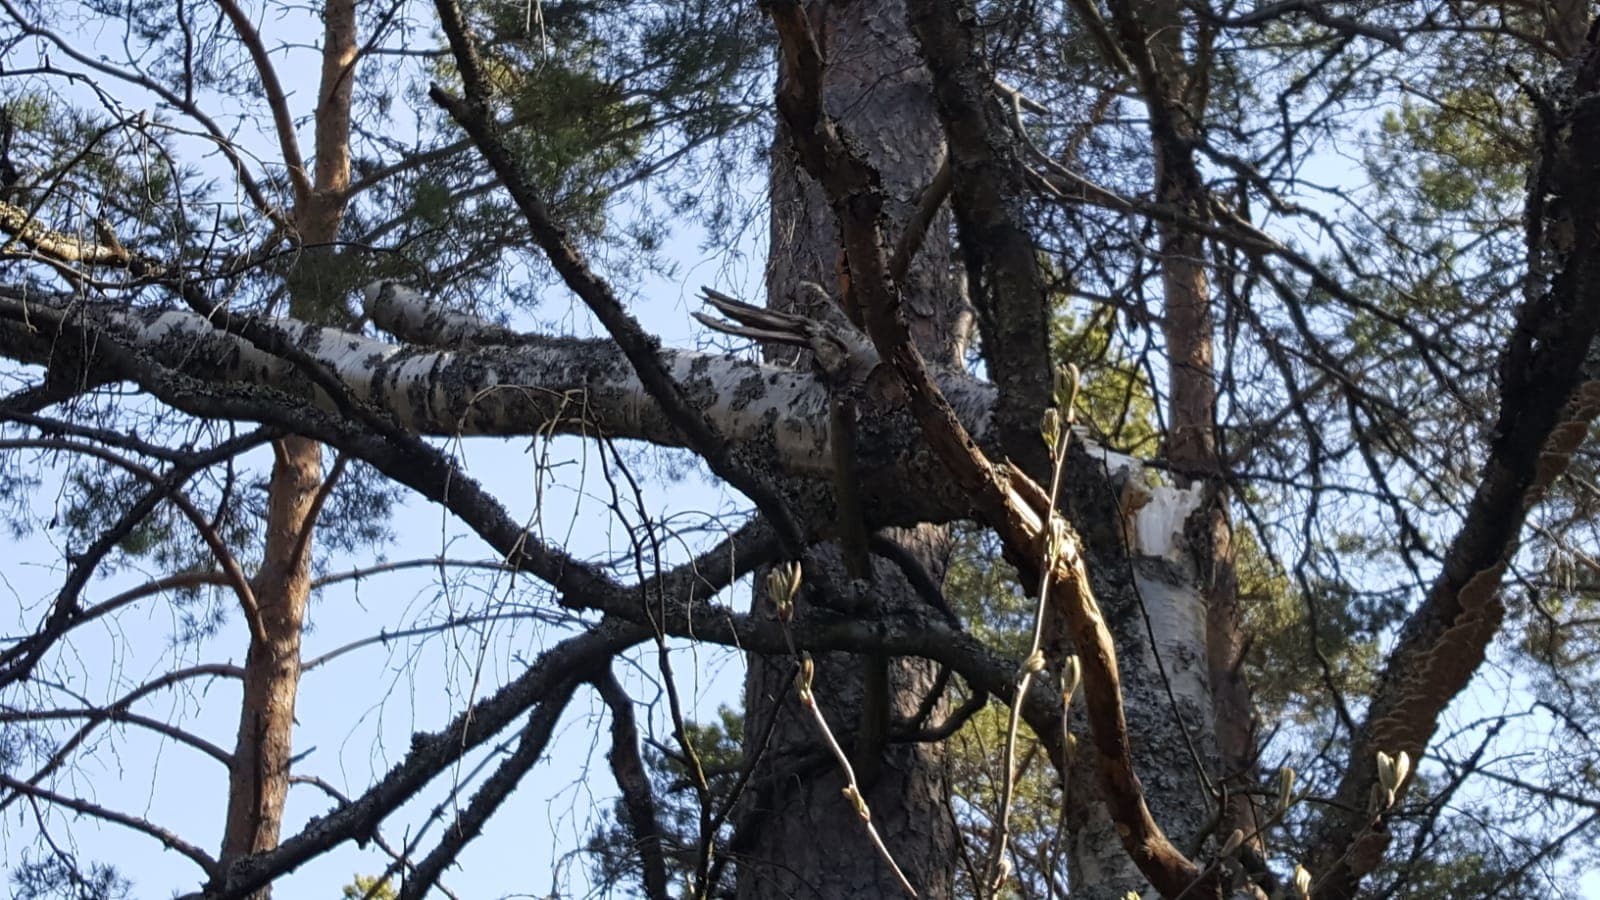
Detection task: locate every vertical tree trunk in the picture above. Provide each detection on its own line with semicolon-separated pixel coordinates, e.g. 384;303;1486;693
1063;3;1253;894
219;1;357;890
1138;0;1258;853
221;436;322;870
1157;136;1257;861
736;2;965;896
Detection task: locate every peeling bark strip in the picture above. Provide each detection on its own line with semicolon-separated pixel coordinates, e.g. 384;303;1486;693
1308;31;1600;899
767;2;1211;896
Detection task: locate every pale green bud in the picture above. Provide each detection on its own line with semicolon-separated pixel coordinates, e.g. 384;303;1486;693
1293;863;1312;898
1041;407;1062;452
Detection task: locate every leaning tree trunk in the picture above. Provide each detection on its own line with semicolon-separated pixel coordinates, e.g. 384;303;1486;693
218;1;357;893
735;2;967;896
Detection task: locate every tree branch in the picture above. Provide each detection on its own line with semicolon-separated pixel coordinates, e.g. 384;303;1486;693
214;0;312;205
1309;31;1600;898
594;671;672;900
397;678;582;900
428;0;808;553
198;619;643;898
0;773;218;875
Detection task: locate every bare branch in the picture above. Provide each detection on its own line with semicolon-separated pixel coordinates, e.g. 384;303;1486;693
200;619;643;899
0;773;218;875
214;0;312;205
1191;0;1407;49
1309;31;1600;897
397;678;582;900
594;671;672;900
428;0;808;553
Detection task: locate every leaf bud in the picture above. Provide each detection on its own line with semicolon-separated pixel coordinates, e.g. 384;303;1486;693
1293;863;1312;898
1054;363;1080;418
796;655;815;705
1376;749;1411;793
842;785;870;820
1021;649;1047;677
1041;407;1062;452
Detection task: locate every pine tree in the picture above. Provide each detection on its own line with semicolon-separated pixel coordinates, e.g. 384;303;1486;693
1;1;1598;898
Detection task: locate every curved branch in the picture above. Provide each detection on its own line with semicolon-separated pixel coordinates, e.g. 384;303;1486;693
214;0;312;204
0;0;285;223
0;663;242;813
0;438;265;642
198;619;644;898
0;422;271;687
593;671;672;900
0;773;218;875
429;0;807;552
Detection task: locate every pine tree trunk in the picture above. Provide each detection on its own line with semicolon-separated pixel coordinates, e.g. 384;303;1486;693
736;2;965;895
219;1;357;892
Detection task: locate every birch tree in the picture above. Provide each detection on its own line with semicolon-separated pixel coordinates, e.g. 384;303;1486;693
2;1;1599;899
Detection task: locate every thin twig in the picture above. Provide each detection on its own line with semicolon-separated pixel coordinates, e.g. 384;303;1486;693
985;367;1076;893
796;656;920;898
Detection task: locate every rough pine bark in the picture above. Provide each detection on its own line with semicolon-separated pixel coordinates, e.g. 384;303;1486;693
736;1;966;896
